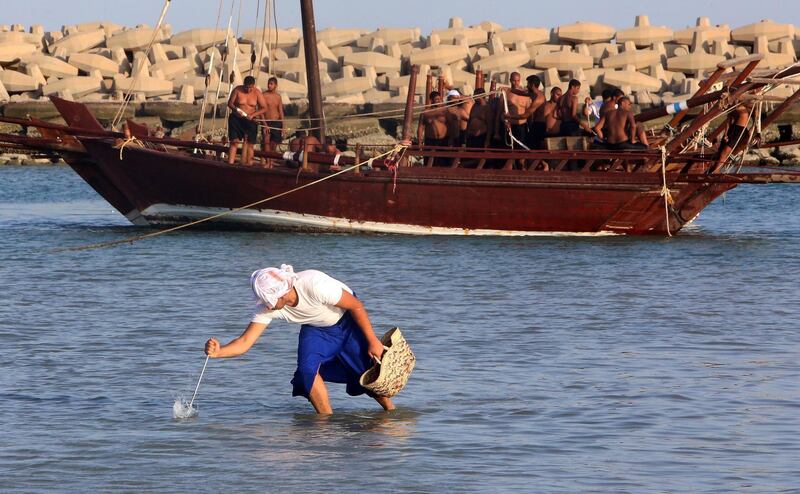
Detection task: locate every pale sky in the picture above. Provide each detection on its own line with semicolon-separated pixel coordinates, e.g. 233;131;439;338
5;0;799;35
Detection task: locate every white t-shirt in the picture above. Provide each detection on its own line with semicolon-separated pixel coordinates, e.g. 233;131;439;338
251;270;353;327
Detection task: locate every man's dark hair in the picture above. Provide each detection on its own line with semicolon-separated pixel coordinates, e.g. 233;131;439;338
526;74;541;89
617;96;631;104
612;88;625;98
268;76;278;84
568;79;581;89
602;88;614;100
243;75;256;86
429;91;440;100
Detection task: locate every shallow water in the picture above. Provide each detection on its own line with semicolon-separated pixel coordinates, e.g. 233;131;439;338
1;165;799;492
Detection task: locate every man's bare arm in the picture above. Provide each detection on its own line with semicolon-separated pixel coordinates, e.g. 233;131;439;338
205;321;268;358
417;115;425;144
227;88;239;112
335;290;383;360
249;91;270;119
594;114;606;140
627;113;637;141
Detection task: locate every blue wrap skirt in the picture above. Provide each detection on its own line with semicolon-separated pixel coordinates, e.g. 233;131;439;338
291;311;374;399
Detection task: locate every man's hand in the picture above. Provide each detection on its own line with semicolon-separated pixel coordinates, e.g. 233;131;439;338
368;338;385;363
205;338;221;358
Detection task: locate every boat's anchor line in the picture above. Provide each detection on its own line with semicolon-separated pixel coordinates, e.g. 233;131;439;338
53;145;407;253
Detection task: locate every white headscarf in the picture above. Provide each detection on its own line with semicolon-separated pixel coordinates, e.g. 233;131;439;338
250;264;299;310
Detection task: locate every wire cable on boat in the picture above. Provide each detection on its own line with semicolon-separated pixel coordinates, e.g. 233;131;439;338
111;0;172;130
54;144;408;253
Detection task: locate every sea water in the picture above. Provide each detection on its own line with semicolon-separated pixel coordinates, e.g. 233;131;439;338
2;165;800;492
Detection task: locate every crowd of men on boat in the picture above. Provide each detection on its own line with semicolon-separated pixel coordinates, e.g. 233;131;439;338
417;72;651;155
224;71;753;170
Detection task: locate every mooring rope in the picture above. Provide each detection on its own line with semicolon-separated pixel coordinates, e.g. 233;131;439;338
116;136;145;159
54;144;407;253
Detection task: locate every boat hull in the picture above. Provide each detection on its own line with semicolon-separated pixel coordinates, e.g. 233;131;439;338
75;139;736;235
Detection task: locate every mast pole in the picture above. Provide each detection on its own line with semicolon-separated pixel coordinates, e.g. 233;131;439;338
401;65;419;143
300;0;325;141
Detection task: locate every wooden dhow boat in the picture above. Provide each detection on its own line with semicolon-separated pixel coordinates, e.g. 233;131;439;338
1;1;799;236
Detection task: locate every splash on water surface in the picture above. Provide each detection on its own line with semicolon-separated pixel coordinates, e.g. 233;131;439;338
172;395;198;419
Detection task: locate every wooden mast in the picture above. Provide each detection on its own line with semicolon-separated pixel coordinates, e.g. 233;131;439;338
300;0;324;141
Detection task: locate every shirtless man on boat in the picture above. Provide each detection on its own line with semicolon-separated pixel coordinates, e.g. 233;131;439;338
446;89;470;146
556;79;593;137
227;75;269;166
418;91;452;148
713;100;752;172
530;87;562;149
260;76;284;167
465;88;493;148
518;75;546;149
501;72;533;148
594;96;648;150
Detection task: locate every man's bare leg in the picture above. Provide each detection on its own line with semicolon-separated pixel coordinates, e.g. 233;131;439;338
373;395;395;411
227;141;239;165
308;373;333;414
241;140;252;165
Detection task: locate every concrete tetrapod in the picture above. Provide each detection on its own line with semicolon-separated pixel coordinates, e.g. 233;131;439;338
615;15;674;46
113;74;174;98
0;70;38;93
47;29;106;55
602;42;661;70
316;28;366;48
557;22;616;44
20;54;79;78
170;29;227;50
42;76;103;98
240;28;300;48
0;43;38;64
731;20;794;43
499;28;550;46
68;53;122;77
674;17;730;46
343;52;401;73
410;44;469;67
534;49;594;70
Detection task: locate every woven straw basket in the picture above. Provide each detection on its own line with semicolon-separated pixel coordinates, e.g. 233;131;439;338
359;327;416;397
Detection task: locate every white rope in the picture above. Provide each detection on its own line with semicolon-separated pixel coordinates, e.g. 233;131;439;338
659;145;673;237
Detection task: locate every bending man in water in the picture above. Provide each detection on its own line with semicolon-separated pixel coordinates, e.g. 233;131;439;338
205;265;394;414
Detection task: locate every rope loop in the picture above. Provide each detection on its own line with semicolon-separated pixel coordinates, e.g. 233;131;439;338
659;145;674;237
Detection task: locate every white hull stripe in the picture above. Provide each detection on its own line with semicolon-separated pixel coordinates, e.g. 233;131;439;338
137;203;617;237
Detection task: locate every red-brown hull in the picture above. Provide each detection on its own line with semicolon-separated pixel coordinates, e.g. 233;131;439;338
77;139;736;235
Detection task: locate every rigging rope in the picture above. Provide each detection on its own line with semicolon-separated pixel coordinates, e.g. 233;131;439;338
54;144;407;253
196;0;227;135
111;0;172;130
659;145;673;237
